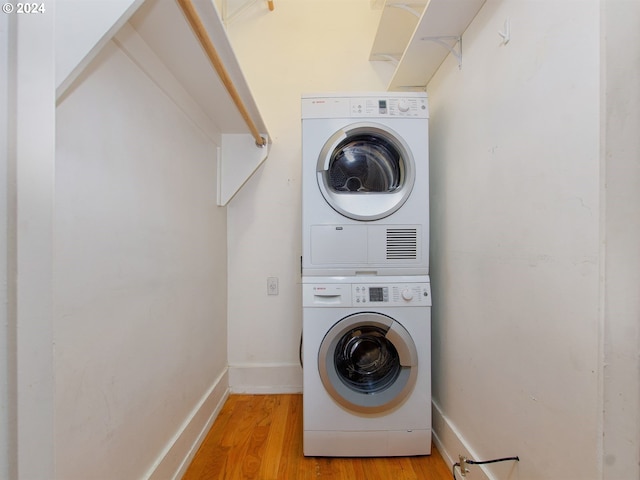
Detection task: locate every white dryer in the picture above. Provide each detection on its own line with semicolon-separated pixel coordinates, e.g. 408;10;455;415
302;275;431;457
302;92;429;277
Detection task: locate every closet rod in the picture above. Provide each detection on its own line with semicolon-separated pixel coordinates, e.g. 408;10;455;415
177;0;267;147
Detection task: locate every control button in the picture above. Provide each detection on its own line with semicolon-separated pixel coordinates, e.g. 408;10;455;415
397;100;410;113
401;289;414;301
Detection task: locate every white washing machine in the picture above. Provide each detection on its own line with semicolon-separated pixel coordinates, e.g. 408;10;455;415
302;275;432;457
302;92;429;277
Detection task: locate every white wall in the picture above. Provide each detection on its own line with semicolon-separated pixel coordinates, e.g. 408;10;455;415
3;8;56;480
0;12;12;480
54;37;228;479
427;0;635;479
55;0;142;96
224;0;388;392
601;1;640;478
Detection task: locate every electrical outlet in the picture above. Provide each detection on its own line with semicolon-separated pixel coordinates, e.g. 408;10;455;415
459;455;470;477
267;277;279;295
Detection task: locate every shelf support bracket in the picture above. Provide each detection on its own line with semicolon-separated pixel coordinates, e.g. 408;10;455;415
420;35;463;70
387;3;422;18
372;53;401;66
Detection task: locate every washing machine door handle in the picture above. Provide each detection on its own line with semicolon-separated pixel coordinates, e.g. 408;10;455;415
386;322;418;367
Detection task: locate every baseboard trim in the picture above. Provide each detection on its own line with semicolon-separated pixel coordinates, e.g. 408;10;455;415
228;363;302;394
146;368;230;480
432;400;494;480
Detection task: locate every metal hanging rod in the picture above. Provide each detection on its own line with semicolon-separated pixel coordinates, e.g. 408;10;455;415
177;0;267;147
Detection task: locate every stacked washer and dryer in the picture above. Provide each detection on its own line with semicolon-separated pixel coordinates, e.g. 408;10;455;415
301;92;432;457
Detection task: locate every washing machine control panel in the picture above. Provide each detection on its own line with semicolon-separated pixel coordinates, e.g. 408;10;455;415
303;281;431;307
353;283;431;306
349;97;428;118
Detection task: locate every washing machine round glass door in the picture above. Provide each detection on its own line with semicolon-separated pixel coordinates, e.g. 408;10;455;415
316;123;416;221
318;312;418;413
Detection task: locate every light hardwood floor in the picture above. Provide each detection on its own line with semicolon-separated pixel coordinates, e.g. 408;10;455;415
182;394;452;480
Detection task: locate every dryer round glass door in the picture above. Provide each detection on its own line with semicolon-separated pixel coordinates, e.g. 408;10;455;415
316;123;416;221
318;312;418;413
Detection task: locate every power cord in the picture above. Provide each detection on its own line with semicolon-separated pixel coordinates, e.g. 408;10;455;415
452;455;520;479
299;331;303;368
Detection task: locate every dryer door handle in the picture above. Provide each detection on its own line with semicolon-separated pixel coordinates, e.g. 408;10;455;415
386;322;418;367
317;129;347;172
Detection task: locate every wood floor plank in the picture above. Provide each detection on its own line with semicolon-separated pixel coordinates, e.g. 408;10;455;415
410;448;453;480
184;396;236;479
240;425;268;479
260;395;289;479
182;394;451;480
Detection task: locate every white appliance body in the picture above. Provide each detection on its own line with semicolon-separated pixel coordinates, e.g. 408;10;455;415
302;276;432;457
302;93;429;277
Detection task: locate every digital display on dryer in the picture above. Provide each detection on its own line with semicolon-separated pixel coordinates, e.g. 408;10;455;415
369;287;388;302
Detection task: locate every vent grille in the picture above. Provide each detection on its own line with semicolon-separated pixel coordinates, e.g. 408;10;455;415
386;228;418;260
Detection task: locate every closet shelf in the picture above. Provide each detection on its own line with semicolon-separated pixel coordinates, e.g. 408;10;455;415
56;0;270;206
370;0;486;91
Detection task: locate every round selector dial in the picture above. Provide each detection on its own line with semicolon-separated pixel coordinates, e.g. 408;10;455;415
401;288;414;301
397;100;410;113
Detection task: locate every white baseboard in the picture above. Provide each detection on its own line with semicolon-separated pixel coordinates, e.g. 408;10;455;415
229;363;303;394
432;400;493;480
146;368;230;480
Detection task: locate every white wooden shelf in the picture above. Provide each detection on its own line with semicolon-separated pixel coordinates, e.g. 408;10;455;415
56;0;270;206
370;0;486;91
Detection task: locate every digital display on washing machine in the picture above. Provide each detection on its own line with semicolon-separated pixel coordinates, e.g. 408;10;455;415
378;100;387;114
369;287;388;302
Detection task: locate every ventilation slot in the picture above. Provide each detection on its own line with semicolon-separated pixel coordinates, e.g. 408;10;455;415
386;229;418;260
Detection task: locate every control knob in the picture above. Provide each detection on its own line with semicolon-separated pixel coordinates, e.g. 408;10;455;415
397;100;410;113
401;288;414;301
